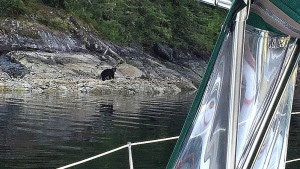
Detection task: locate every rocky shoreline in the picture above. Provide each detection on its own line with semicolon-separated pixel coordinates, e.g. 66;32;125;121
0;17;207;95
0;76;191;95
0;50;205;95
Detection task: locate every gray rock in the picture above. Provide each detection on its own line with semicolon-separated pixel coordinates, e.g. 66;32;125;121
152;42;174;61
117;63;145;78
0;54;29;78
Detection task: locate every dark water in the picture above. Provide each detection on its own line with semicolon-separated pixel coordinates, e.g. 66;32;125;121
0;93;193;169
0;90;299;169
287;87;300;169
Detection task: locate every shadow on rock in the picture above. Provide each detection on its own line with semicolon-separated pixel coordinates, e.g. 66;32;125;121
0;54;29;78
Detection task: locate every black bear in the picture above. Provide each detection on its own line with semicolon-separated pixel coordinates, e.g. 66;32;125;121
100;68;116;81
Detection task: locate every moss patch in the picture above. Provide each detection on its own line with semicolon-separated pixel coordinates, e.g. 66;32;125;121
49;17;68;31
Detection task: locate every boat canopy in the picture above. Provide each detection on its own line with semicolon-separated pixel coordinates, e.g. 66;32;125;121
167;0;300;169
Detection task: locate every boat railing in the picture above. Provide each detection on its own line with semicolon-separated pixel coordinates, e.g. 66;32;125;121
57;136;179;169
57;112;300;169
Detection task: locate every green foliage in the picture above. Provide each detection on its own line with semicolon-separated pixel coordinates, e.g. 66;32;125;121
49;17;68;31
40;0;65;9
64;0;225;52
0;0;225;53
0;0;26;16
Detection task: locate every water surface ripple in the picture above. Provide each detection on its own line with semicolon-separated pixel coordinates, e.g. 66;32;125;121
0;90;299;169
0;93;193;169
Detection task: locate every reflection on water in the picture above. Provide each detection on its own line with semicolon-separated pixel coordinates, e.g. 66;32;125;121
0;89;299;169
0;93;194;169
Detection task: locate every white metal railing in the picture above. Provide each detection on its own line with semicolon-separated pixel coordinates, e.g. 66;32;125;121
291;112;300;115
57;136;179;169
286;158;300;163
57;112;300;169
